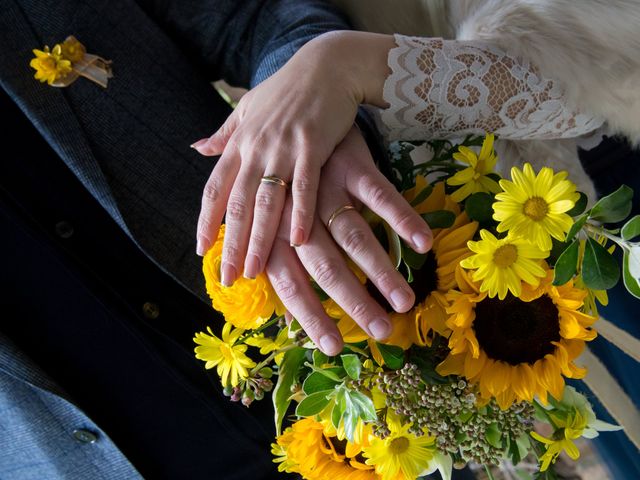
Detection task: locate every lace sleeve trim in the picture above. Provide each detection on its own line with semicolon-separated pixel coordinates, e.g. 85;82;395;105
381;35;604;141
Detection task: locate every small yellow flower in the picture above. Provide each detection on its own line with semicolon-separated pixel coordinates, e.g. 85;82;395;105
193;322;256;387
460;229;548;299
447;134;501;202
203;225;285;329
531;409;587;471
60;36;86;63
244;327;293;365
30;44;72;85
363;411;436;480
493;163;580;251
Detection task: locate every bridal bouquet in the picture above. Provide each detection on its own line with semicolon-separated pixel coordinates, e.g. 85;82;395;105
194;134;638;479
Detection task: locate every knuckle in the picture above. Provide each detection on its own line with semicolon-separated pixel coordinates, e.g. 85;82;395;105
272;275;299;302
310;258;340;290
393;210;418;232
370;268;395;290
299;315;325;339
222;243;239;261
364;182;392;210
226;197;247;221
255;190;276;212
203;181;221;203
348;300;371;321
341;228;368;255
293;172;314;197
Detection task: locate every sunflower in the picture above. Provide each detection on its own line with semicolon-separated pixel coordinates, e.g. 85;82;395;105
363;411;436;480
203;225;285;330
447;133;501;202
437;267;597;408
193;322;256;387
273;417;376;480
493;163;580;251
334;181;478;356
460;229;548;300
30;44;73;85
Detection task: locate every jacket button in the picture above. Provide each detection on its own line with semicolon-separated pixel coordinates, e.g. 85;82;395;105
142;302;160;319
55;221;74;239
73;429;98;444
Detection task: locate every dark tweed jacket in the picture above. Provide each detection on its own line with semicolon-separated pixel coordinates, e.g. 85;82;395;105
0;0;354;477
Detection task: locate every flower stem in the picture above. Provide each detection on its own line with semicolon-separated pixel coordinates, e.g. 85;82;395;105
484;465;496;480
250;343;299;375
236;316;283;345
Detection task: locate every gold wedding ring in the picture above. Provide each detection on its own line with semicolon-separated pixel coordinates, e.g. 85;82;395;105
261;175;288;188
326;205;357;231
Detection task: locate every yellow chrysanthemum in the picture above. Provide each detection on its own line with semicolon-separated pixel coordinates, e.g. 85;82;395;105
460;229;548;300
447;133;501;202
30;44;72;85
531;409;587;471
60;36;86;63
363;411;436;480
493;163;580;251
203;225;285;329
438;267;597;409
273;418;376;480
335;182;478;358
193;322;256;387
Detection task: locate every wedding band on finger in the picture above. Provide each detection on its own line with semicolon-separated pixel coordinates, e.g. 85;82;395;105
261;175;289;188
326;205;357;231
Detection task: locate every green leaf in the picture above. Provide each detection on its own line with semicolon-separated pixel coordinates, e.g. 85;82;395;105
582;237;620;290
485;422;502;448
623;246;640;299
622;215;640;241
402;243;428;270
465;192;494;223
342;407;359;442
589;185;633;223
331;388;346;429
341;354;362;380
376;343;405;369
410;184;433;207
566;214;588;243
552;240;579;285
304;363;346;382
303;372;340;395
295;390;333;417
384;222;402;269
273;347;307;435
348;391;377;421
312;350;329;367
566;192;588;217
421;210;456;229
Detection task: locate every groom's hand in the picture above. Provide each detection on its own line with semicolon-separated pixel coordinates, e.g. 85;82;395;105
266;127;432;355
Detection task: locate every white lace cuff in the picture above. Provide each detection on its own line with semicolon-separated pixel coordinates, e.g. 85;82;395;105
381;35;604;141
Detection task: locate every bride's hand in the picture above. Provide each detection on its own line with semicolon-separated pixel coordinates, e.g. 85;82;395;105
192;31;396;286
266;126;432;355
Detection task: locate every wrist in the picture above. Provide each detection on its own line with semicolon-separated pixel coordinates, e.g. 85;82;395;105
305;31;394;108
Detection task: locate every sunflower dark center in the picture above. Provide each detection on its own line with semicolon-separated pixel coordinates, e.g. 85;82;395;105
473;293;560;365
365;251;438;312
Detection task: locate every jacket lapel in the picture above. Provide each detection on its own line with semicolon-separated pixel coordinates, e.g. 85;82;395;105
0;0;129;234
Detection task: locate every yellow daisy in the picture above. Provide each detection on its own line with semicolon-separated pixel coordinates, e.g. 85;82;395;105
203;225;285;330
193;322;256;387
493;163;580;251
363;411;436;480
531;408;587;471
447;133;501;202
460;229;548;300
438;267;597;409
244;327;293;365
30;44;73;85
60;36;86;63
273;418;376;480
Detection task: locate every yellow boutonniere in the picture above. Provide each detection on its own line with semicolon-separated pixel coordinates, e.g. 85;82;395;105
30;36;112;88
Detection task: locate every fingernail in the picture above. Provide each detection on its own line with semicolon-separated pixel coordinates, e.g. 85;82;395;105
412;231;432;252
319;334;341;355
244;254;261;279
196;237;208;257
290;227;305;247
390;287;413;312
221;263;237;287
369;319;391;340
190;138;208;150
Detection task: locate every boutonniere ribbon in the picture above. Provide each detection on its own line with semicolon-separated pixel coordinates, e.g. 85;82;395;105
30;36;113;88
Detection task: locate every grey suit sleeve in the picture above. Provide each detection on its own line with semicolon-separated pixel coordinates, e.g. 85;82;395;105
135;0;351;87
